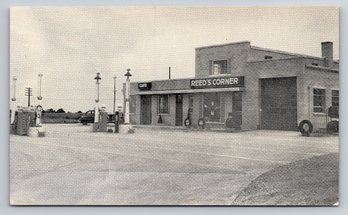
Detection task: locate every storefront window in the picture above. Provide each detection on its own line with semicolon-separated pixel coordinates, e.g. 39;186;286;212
203;93;220;122
332;90;339;107
313;88;325;113
211;60;227;75
158;95;169;114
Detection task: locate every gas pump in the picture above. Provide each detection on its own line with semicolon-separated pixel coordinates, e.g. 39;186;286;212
35;105;43;126
11;106;35;136
93;105;108;132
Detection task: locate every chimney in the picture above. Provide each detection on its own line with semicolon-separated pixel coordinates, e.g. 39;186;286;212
321;41;333;67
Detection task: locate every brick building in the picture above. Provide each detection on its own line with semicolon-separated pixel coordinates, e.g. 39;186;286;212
129;41;339;131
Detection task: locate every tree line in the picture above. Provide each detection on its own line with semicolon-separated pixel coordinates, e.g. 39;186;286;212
43;108;83;114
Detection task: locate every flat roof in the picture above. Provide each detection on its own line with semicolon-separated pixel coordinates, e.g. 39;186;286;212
195;41;339;62
195;41;250;50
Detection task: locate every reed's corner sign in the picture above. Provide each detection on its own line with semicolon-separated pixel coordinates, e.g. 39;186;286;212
190;76;244;89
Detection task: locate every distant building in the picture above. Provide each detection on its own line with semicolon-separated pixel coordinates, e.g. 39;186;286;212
129;41;339;131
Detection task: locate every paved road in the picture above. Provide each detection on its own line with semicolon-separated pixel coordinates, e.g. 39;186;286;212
10;124;339;205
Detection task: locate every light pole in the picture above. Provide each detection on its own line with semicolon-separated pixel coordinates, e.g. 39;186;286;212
11;76;17;102
10;76;17;124
25;87;33;107
124;68;132;124
113;75;117;114
94;73;101;123
37;73;43;101
94;72;101;103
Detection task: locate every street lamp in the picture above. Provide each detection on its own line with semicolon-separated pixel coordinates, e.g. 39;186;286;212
11;76;17;101
94;72;101;125
124;68;132;124
37;73;43;100
94;72;101;103
10;76;17;124
113;75;117;114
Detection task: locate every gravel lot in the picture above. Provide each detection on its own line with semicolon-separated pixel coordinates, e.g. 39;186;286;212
233;153;339;206
10;124;339;205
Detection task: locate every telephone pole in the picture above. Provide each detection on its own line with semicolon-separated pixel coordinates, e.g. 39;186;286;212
113;75;117;114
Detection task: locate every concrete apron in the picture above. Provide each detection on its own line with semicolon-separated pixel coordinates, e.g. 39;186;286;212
119;124;135;134
132;124;244;133
27;126;46;137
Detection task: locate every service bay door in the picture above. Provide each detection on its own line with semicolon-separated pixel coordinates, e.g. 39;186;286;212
260;77;297;131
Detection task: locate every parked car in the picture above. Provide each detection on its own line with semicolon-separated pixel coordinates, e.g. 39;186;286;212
79;110;124;125
79;110;95;125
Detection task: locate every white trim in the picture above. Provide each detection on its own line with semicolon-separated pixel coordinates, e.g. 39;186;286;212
208;74;231;77
305;65;339;73
312;86;327;90
313;112;326;116
135;87;244;95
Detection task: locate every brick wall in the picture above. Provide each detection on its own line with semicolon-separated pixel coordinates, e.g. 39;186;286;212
195;42;250;78
301;67;339;131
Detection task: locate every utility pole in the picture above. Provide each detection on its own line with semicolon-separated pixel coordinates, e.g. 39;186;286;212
113;75;117;114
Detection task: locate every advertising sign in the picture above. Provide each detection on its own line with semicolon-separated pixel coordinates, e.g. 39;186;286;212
138;82;152;90
190;76;244;89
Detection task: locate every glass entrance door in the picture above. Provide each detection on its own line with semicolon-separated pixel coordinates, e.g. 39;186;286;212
203;93;220;122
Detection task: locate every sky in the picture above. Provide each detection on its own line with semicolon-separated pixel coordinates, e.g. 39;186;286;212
10;7;339;112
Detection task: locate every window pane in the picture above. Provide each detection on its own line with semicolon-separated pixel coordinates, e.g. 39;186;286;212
314;88;324;95
313;88;325;112
314;107;323;113
332;90;339;107
212;60;227;75
158;95;169;114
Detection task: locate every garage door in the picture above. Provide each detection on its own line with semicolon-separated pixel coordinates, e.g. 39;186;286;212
261;77;297;131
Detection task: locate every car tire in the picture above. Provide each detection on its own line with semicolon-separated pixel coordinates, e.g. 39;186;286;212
198;118;205;129
225;117;233;129
298;120;313;137
184;118;191;128
327;120;339;134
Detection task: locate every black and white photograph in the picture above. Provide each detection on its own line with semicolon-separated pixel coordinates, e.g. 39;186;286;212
9;6;339;206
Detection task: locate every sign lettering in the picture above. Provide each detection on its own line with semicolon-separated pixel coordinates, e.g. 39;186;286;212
190;76;244;89
138;82;152;90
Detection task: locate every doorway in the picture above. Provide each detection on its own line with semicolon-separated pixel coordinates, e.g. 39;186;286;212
175;94;183;126
140;95;152;125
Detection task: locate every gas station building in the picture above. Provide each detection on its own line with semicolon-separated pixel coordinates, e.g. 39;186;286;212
129;41;339;131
